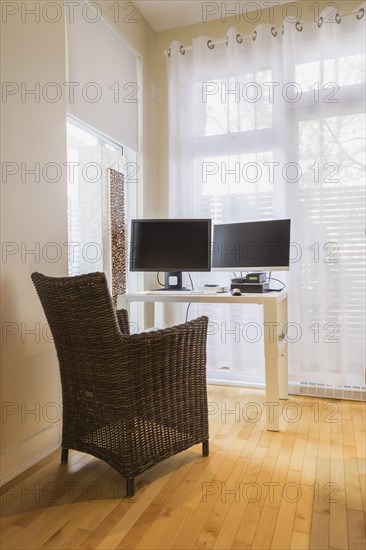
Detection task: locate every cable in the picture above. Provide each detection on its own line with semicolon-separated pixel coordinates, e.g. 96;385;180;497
185;303;192;322
188;273;194;291
233;271;247;279
157;272;164;287
268;277;286;292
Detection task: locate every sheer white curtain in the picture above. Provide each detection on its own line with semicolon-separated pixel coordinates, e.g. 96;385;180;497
167;9;365;391
282;12;366;389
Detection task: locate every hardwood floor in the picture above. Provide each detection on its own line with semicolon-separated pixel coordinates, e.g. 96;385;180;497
1;386;365;549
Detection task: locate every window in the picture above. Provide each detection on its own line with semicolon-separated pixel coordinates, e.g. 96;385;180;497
167;14;365;390
66;118;137;294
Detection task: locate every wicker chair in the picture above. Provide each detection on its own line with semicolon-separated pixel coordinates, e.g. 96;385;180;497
31;271;209;497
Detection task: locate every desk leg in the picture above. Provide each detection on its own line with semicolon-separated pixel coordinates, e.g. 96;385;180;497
263;298;288;431
279;343;289;400
278;295;289;399
264;357;280;431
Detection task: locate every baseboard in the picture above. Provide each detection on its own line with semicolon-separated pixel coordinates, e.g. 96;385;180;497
289;381;366;401
208;378;366;402
0;424;61;486
207;378;265;390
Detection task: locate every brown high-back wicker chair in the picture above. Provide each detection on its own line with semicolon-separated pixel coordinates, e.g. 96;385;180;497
31;271;209;497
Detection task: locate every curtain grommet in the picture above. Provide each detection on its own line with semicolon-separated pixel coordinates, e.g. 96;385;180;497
252;30;257;41
295;21;303;32
357;7;364;19
335;13;341;24
207;40;214;50
271;27;277;37
180;45;185;55
236;33;243;44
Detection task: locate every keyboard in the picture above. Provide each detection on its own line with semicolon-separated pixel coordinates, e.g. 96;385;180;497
146;289;218;296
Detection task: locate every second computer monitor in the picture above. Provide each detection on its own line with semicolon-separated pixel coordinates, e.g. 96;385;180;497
212;219;291;272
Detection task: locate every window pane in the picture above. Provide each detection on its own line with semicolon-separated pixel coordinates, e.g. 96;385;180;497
299;114;365;188
66;120;125;276
199;151;274;200
67;123;104;275
295;54;365;91
199;70;273;136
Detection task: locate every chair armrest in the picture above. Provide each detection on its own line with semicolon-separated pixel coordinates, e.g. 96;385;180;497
112;315;209;434
117;314;208;363
116;308;130;336
114;315;209;400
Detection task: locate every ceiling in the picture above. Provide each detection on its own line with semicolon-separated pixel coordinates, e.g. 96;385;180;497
135;0;291;32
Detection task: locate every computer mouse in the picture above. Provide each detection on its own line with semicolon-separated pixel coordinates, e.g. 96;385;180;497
231;288;242;296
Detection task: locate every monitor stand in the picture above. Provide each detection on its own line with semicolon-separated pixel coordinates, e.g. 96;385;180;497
152;272;188;291
164;271;186;290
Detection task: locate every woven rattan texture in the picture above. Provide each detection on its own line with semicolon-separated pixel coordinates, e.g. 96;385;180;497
31;272;209;482
109;168;126;307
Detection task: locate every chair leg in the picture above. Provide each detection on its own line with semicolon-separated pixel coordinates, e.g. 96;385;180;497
126;478;135;498
202;440;209;457
61;448;69;463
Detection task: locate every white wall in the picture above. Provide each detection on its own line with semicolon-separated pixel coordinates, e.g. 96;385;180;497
0;0;157;484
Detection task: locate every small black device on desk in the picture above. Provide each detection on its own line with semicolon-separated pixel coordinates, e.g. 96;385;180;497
231;288;242;296
231;272;269;294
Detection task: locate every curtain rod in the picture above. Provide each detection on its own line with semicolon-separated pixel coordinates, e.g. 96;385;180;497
165;7;364;57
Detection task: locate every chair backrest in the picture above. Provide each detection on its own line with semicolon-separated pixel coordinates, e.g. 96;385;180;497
31;272;122;345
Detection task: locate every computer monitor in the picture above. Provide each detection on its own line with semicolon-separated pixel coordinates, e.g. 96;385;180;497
129;219;212;290
212;219;291;272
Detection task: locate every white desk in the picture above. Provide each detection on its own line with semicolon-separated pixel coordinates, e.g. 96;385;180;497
119;291;288;431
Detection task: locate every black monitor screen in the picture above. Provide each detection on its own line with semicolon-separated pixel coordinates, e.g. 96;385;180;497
130;219;212;272
212;219;291;271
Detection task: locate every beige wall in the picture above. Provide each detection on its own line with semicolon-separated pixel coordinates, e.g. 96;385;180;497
0;2;68;484
0;0;156;484
153;0;364;216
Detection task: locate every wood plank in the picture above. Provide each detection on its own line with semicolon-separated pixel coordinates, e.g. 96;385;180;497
290;530;310;549
347;509;366;550
55;529;91;550
270;470;301;549
195;446;268;549
115;503;162;549
309;511;329;550
329;423;348;550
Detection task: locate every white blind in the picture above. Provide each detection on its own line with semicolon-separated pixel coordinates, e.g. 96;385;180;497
66;2;138;150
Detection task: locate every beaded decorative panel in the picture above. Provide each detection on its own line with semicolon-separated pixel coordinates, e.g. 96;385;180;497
108;168;126;306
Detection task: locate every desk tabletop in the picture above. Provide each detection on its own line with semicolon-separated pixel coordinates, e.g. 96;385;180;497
121;290;287;305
